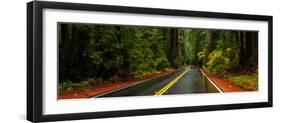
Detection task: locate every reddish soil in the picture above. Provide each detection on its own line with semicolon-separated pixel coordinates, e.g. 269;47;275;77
200;70;245;92
59;68;176;99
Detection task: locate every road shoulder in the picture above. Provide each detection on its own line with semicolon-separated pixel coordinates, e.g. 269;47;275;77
200;69;245;92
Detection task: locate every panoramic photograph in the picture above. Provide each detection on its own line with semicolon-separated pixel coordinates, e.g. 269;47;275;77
58;23;258;99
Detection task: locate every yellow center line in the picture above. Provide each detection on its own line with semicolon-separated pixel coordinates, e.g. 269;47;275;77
154;68;190;96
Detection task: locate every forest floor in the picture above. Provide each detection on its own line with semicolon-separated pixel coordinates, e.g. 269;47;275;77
201;69;246;92
59;68;177;99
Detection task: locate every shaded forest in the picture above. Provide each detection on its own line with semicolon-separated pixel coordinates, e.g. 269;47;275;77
59;23;258;91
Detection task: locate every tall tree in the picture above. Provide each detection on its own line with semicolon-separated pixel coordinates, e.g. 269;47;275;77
251;32;258;66
245;31;258;67
193;30;200;66
205;30;215;65
170;28;179;67
239;31;246;66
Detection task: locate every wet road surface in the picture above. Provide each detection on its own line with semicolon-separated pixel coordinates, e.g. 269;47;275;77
95;67;220;98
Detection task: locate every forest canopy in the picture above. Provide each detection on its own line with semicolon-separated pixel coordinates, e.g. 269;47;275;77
58;23;258;91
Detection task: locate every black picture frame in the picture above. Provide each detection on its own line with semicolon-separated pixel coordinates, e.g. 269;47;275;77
27;1;273;122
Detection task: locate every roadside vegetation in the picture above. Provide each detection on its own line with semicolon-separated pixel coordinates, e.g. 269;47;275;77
193;30;258;91
58;23;258;92
228;70;258;91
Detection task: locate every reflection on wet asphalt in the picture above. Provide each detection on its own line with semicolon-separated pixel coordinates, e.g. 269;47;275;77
97;67;219;98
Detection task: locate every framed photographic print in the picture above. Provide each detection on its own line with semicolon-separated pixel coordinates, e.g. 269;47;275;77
27;1;273;122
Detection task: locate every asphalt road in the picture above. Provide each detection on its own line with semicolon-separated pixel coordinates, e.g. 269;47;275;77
96;67;220;98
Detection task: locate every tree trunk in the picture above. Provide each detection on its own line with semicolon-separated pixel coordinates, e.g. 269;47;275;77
205;30;214;65
194;30;200;66
59;24;72;82
170;28;178;67
245;32;253;56
251;32;258;66
121;27;132;80
245;32;258;67
239;31;245;66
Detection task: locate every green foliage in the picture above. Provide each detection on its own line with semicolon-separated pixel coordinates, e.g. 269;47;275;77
155;57;170;70
228;72;258;91
90;52;103;67
206;49;225;73
206;47;239;74
129;27;170;77
174;52;185;67
197;49;206;61
59;24;95;82
184;29;207;66
59;24;175;85
59;23;258;91
93;26;123;78
59;80;90;91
